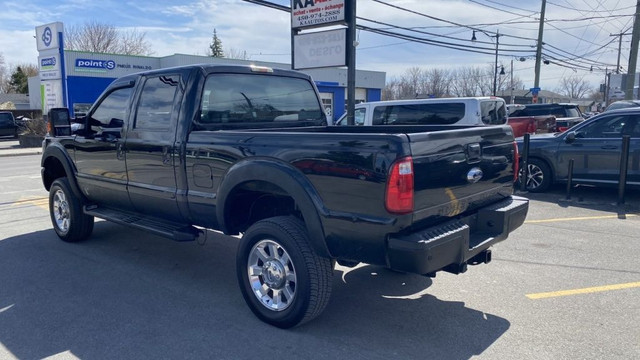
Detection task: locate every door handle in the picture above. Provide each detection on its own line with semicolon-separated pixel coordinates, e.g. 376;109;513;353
162;146;171;165
601;145;617;150
116;143;125;160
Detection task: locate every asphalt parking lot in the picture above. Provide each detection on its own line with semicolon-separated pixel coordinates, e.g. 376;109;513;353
0;153;639;359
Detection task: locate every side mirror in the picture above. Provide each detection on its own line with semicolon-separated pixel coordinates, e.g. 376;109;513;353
48;108;71;136
565;131;576;144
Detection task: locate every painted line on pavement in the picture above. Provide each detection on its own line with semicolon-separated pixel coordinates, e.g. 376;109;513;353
525;214;637;224
526;281;640;299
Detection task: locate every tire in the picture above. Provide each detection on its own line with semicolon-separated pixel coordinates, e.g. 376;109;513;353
236;216;333;328
49;178;94;242
519;158;551;193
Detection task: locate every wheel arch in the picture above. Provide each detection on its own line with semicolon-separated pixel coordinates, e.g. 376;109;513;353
216;159;331;258
526;155;556;183
41;144;84;200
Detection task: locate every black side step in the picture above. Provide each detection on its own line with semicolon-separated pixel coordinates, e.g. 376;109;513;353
84;205;201;242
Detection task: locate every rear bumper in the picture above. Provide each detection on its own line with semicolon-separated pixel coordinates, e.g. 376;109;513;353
386;195;529;275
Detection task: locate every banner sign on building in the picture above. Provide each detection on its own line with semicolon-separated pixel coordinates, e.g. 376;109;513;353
291;0;345;29
293;28;346;70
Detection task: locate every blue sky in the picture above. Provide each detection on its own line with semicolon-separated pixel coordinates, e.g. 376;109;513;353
0;0;637;93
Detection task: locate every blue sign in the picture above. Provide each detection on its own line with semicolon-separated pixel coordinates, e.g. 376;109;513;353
530;87;541;95
41;57;56;67
42;27;52;47
75;59;116;71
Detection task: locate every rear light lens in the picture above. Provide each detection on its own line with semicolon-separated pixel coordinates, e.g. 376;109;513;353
513;141;520;183
526;120;536;134
385;156;414;214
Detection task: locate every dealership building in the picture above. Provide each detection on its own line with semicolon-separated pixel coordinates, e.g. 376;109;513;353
30;22;385;123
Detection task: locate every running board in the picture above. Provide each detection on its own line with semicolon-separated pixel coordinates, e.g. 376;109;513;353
84;205;200;242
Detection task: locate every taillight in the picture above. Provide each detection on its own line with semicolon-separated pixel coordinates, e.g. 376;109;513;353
526;120;536;134
513;141;520;183
385;156;414;214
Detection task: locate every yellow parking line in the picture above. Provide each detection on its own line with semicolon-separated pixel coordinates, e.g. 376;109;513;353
525;214;637;224
526;281;640;299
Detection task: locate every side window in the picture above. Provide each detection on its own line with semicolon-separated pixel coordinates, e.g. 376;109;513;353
354;108;366;125
373;106;388;125
89;87;133;135
374;103;466;125
334;108;365;125
135;75;180;129
579;115;631;138
481;101;507;125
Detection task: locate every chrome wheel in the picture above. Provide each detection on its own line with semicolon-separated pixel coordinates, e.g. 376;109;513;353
523;163;544;190
247;239;297;311
518;159;551;192
52;189;70;233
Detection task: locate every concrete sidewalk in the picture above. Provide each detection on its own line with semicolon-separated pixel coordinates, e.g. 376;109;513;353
0;139;42;157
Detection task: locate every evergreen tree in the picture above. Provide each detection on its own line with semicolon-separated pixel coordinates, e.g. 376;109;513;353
9;67;28;94
209;29;224;58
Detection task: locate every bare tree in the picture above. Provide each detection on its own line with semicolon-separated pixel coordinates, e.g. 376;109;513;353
423;68;451;97
65;21;153;56
226;48;251;60
556;75;592;99
0;53;10;94
450;67;481;97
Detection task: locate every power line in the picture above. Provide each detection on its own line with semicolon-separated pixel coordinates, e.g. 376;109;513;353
547;1;636;13
241;0;618;75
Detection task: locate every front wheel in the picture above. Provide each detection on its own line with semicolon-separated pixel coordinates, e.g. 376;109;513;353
519;158;552;193
236;216;333;328
49;178;94;242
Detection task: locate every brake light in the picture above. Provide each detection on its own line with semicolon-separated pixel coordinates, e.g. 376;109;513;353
526;119;536;134
385;156;414;214
513;141;519;183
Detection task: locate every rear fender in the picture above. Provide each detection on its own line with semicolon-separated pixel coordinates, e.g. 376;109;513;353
216;159;330;258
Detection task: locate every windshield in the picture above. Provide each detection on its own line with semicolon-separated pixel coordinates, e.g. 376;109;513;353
198;74;325;128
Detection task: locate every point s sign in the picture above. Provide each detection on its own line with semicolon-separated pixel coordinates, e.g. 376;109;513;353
291;0;345;29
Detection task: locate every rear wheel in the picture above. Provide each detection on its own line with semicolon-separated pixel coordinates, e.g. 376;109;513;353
519;158;551;192
49;178;94;242
236;216;333;328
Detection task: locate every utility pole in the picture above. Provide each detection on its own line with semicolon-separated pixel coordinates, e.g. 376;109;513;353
533;0;547;102
493;30;500;96
346;0;356;125
610;32;630;74
626;1;640;100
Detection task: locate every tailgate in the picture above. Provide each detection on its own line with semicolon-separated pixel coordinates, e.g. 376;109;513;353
407;125;516;224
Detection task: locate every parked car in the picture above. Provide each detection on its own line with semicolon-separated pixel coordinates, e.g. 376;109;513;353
509;103;583;132
506;104;557;137
604;100;640;112
517;107;640;192
0;111;17;138
334;97;507;126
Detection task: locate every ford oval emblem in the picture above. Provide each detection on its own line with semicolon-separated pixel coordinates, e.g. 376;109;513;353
467;167;483;183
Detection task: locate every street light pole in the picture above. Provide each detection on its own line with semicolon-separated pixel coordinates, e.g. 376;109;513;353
510;58;514;104
493;30;500;96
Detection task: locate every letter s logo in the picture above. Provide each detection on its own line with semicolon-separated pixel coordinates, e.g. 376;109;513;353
105;60;116;70
42;27;52;47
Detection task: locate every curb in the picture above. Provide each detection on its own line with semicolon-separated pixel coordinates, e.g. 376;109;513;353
0;150;42;158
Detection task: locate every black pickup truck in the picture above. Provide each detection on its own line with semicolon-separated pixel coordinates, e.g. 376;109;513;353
41;64;528;328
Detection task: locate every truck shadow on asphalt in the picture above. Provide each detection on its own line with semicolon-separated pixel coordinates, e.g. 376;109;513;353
517;185;640;218
0;223;509;359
